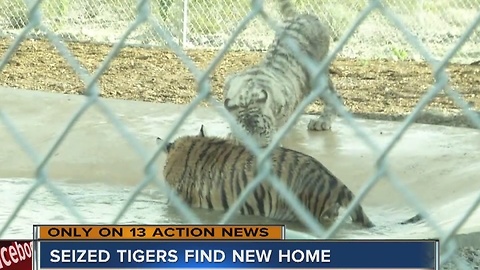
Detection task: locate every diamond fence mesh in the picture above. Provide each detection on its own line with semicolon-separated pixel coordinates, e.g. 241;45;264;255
1;0;480;62
0;0;480;269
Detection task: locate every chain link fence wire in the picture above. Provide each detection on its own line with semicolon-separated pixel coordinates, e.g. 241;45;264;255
1;0;480;63
1;0;480;269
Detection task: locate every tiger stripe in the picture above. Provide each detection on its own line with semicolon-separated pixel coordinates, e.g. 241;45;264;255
156;126;425;228
158;129;376;228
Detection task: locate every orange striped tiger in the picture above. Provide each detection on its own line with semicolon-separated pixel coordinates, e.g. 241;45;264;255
155;126;423;228
222;0;342;148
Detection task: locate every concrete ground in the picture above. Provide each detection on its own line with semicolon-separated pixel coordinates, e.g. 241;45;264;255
1;87;480;267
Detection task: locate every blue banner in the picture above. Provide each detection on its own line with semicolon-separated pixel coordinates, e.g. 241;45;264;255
39;240;436;269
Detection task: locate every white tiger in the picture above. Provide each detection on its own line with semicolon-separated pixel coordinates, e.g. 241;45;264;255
223;0;344;148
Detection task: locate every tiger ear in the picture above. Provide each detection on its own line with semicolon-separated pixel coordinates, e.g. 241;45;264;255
224;98;231;109
223;74;235;97
223;74;233;90
223;75;239;111
258;89;268;103
156;137;174;152
199;125;207;137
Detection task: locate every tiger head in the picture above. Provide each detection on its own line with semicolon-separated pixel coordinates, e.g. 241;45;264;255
155;125;207;152
223;75;275;148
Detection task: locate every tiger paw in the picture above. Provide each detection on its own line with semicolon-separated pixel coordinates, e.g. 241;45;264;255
308;117;332;131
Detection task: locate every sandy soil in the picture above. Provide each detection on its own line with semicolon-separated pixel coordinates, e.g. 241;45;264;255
1;37;479;129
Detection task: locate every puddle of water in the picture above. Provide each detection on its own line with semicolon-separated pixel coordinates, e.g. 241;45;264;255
0;178;444;240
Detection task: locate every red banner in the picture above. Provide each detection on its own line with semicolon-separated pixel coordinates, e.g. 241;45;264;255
0;240;33;270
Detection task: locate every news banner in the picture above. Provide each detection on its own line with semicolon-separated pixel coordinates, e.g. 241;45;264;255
0;225;439;270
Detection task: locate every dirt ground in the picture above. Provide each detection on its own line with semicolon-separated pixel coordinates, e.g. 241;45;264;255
1;38;479;128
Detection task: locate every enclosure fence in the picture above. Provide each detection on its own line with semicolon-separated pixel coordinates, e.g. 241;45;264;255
1;0;480;269
1;0;480;63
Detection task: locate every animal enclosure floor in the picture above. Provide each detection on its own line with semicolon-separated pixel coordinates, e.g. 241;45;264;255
1;86;480;269
0;38;479;128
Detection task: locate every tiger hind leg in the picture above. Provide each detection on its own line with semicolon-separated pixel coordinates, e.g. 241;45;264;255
307;75;344;131
320;203;340;221
351;205;375;228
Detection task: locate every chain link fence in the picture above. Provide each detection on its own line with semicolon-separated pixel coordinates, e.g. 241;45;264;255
0;0;480;269
1;0;480;62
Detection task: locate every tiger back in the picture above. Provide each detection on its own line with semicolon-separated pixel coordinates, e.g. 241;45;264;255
158;128;375;228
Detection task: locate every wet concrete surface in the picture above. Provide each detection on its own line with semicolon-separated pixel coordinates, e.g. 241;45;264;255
1;87;479;240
